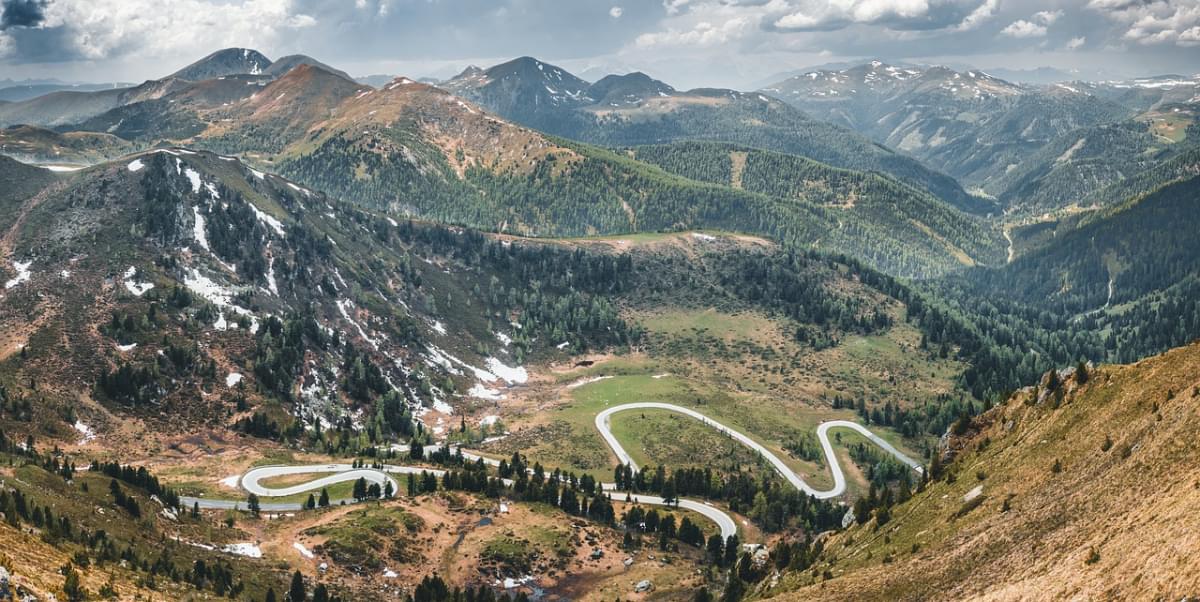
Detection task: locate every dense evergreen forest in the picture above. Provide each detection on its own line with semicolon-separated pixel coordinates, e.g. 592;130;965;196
466;91;983;213
991;120;1174;212
631;141;1004;264
936;175;1200;378
273;129;996;278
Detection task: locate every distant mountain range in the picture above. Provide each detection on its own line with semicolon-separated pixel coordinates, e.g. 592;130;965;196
0;82;133;103
0;49;351;128
4;48;1197;276
759;61;1133;193
0;49;1006;278
442;56;991;215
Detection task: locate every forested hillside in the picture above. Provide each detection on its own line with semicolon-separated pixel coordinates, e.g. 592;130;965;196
901;173;1200;405
42;66;997;279
630;142;1004;267
990;107;1198;213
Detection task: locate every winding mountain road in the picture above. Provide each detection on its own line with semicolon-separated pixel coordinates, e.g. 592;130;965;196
183;402;923;540
596;403;923;500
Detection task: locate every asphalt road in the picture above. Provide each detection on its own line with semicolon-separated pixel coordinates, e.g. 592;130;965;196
183;403;923;540
595;402;924;499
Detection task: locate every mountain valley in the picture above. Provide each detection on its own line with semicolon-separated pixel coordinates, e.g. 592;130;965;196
1;40;1198;602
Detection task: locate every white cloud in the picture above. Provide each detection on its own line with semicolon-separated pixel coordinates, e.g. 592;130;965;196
287;14;318;28
1088;0;1200;47
1033;10;1063;25
663;0;691;16
636;17;752;47
774;0;935;31
1066;35;1086;50
953;0;996;31
1001;19;1048;38
998;9;1060;39
610;6;623;18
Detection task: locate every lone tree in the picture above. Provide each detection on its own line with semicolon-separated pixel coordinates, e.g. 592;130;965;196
312;583;330;602
247;493;261;517
62;564;87;602
288;570;306;602
318;488;330;507
352;477;368;501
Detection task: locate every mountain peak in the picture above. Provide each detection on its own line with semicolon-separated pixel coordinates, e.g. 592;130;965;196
485;56;588;85
170;48;273;81
587;72;676;106
264;54;352;81
444;56;593;112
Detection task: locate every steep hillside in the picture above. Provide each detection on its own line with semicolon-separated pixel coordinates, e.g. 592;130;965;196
0;125;136;165
1079;137;1200;208
912;172;1200;402
0;153;58;208
200;64;371;152
989;104;1198;213
69;74;279;141
0;147;646;455
972;175;1200;317
761;62;1130;192
444;57;984;214
765;343;1200;600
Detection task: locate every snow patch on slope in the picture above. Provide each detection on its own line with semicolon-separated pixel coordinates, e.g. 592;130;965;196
5;260;32;289
485;358;528;384
249;204;286;236
192;207;210;251
123;266;154;296
468;384;504;401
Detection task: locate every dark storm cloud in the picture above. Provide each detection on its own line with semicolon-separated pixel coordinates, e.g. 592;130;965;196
1;0;46;29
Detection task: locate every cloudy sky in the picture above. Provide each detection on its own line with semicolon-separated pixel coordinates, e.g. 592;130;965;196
1;0;1198;88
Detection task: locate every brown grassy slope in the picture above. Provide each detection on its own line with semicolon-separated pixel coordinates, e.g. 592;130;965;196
768;342;1200;601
